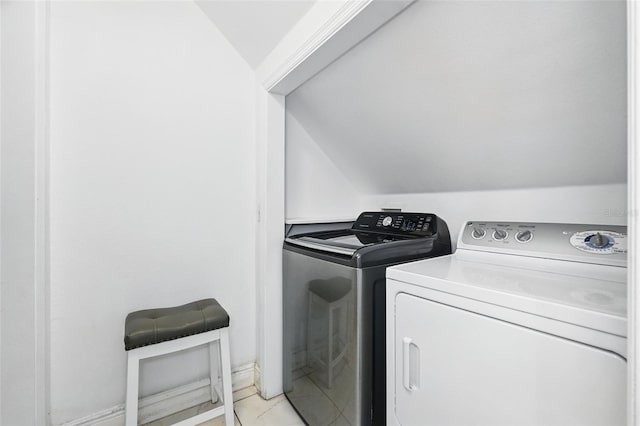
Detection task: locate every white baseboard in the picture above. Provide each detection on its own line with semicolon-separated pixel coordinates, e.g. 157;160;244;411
254;363;262;397
61;363;256;426
232;362;256;392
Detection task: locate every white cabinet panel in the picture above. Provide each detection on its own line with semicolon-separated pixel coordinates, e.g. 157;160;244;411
393;293;626;426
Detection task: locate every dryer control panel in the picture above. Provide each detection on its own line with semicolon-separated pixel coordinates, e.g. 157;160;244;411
459;221;627;267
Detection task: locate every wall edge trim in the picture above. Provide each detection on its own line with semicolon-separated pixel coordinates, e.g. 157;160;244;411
261;0;371;92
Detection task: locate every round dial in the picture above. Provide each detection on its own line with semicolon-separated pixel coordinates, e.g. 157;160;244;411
570;230;627;254
492;229;508;241
382;216;393;227
515;230;533;243
471;227;486;239
588;233;609;248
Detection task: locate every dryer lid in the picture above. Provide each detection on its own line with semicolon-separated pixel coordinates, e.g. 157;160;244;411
387;250;627;338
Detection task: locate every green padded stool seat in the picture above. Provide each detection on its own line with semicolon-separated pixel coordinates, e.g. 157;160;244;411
124;298;234;426
124;298;229;350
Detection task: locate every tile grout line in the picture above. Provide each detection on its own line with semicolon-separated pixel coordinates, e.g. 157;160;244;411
232;387;252;426
233;390;258;403
233;393;305;426
302;370;346;424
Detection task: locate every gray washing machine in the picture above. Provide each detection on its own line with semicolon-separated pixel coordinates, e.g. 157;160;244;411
283;212;452;426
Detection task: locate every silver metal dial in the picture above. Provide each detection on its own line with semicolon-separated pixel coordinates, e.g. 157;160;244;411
472;227;486;239
588;233;610;248
493;229;508;241
570;230;626;254
382;216;393;227
515;230;533;243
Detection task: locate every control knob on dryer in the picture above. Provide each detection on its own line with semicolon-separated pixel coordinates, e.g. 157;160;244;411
516;230;533;243
589;233;610;248
471;227;486;239
493;229;508;241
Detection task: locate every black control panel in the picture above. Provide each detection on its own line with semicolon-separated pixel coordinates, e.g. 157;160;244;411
351;212;437;236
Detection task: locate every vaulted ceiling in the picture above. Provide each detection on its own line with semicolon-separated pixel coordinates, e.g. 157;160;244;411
286;0;627;194
196;0;316;69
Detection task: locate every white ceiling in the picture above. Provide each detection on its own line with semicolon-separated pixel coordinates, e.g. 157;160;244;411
195;0;316;69
286;0;628;194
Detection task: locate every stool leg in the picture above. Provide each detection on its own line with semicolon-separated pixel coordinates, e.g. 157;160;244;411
327;305;333;389
125;351;139;426
209;341;220;404
219;328;234;426
306;292;314;367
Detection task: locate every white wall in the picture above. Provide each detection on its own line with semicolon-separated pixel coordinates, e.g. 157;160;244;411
0;2;46;424
286;0;627;197
362;183;628;247
285;110;361;221
1;2;37;424
49;2;256;423
284;1;628;248
195;0;316;69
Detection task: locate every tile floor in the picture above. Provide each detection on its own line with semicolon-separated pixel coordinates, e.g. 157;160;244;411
286;367;353;426
144;385;304;426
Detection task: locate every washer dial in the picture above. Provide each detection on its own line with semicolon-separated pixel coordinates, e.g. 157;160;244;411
382;216;393;227
570;230;627;254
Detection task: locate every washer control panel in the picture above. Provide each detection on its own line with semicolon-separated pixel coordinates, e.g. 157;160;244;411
459;221;627;266
352;211;438;236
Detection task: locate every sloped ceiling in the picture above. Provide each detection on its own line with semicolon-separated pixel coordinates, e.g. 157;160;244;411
196;0;315;68
286;0;627;194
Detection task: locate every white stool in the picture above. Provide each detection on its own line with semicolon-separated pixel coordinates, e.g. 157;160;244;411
124;299;234;426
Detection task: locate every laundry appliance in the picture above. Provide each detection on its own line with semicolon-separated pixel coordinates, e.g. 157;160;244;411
283;212;452;426
386;221;627;425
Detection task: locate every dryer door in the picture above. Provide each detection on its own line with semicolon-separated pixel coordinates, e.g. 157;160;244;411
393;293;626;426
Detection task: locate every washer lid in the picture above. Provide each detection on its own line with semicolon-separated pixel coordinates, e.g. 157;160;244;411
387;250;627;337
289;229;417;256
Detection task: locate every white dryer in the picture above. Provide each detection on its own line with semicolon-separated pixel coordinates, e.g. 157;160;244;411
386;221;627;426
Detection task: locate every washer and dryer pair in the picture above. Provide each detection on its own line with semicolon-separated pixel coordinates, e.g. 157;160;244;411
283;213;628;425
